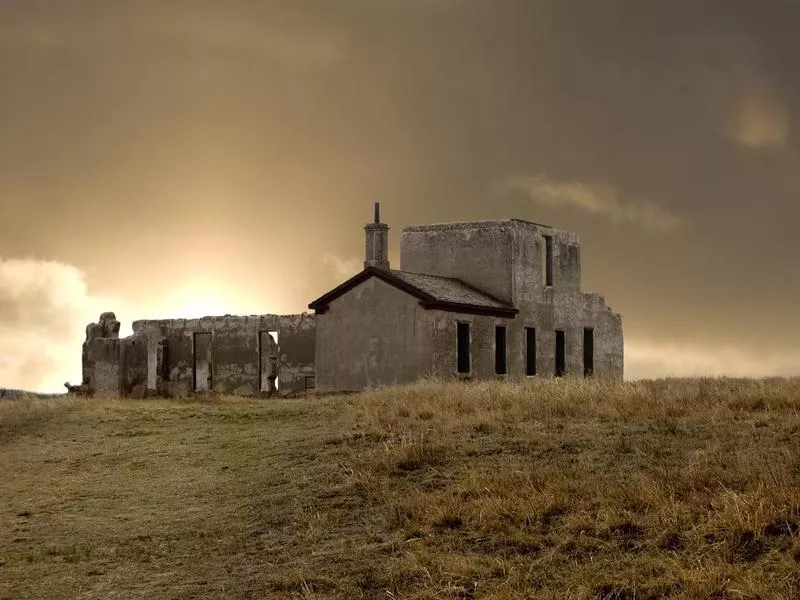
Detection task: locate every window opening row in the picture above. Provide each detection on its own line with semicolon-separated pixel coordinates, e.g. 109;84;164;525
457;324;594;377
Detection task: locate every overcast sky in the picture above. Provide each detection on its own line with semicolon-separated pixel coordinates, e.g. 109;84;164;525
1;0;799;391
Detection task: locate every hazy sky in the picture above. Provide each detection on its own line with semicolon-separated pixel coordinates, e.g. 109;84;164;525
2;0;799;391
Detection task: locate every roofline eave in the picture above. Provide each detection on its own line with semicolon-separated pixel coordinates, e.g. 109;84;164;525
308;266;518;318
419;300;519;318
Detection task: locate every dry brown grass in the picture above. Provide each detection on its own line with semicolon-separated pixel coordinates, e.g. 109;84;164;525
1;377;800;599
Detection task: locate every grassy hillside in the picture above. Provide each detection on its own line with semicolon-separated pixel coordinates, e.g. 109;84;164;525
1;378;799;599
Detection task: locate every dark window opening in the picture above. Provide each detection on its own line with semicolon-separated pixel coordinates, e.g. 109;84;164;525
525;327;537;376
457;322;471;374
495;326;507;375
555;330;566;377
544;235;554;287
583;328;594;377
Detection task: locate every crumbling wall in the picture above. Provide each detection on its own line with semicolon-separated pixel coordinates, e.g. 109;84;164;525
78;312;122;396
162;329;193;396
73;311;316;398
119;336;148;398
89;338;121;396
211;317;260;395
277;313;316;394
129;313;316;398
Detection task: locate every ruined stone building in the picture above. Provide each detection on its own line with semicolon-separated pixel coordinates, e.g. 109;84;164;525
76;205;622;397
77;311;315;398
309;205;623;392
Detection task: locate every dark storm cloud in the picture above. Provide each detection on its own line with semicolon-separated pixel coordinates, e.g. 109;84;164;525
1;0;799;389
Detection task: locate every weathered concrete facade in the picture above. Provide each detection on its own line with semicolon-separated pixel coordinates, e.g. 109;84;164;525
74;206;621;398
310;208;623;393
314;277;435;392
77;312;316;398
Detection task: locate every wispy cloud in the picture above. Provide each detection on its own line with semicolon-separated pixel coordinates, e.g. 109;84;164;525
626;339;800;380
0;258;120;393
322;253;362;280
676;30;791;150
498;174;683;231
733;86;789;149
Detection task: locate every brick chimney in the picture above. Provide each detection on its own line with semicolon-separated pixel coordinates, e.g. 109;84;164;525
364;202;389;271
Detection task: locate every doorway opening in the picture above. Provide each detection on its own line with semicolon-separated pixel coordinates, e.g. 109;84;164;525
555;330;565;377
583;328;594;377
525;327;536;376
495;325;507;375
193;332;212;391
457;322;471;374
258;330;279;393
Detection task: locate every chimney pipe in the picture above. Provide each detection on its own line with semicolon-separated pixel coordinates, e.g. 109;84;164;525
364;203;389;271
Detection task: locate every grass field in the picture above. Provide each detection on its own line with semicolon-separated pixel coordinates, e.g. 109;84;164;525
2;377;800;599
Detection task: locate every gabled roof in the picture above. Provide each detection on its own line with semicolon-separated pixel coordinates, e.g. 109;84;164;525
308;267;518;318
389;271;511;309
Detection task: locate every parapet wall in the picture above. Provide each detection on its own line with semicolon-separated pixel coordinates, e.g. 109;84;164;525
400;219;582;307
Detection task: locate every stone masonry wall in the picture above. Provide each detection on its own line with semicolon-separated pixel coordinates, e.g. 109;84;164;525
312;219;623;391
78;312;315;398
129;313;316;397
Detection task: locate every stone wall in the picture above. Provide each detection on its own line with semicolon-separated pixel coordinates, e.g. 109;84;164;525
314;278;434;393
400;219;621;381
422;294;622;382
80;312;121;396
401;220;517;303
90;338;121;396
77;312;315;398
401;219;583;306
75;217;621;397
314;218;623;392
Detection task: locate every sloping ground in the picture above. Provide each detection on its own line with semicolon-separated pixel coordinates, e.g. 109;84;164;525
1;378;799;599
